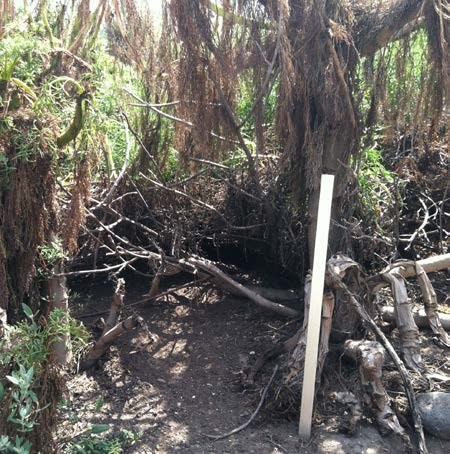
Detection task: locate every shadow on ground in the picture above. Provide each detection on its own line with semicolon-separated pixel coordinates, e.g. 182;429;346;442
62;276;449;454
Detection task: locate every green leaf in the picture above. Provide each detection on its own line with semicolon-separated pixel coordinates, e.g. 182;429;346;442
94;397;104;411
0;382;4;401
21;304;33;319
6;375;19;385
90;424;110;434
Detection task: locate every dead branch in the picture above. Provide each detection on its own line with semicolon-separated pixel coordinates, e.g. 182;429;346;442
185;257;300;318
124;88;239;144
380;306;450;332
205;365;279;441
80;315;143;370
54;257;138;277
95;113;130;208
405;198;430;251
78;277;211;319
50;47;93;72
102;279;125;335
390;253;450;278
367;253;450;292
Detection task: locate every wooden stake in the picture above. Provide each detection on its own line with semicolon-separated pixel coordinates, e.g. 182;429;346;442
299;174;334;439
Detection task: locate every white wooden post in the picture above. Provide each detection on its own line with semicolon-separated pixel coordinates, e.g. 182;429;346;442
298;174;335;439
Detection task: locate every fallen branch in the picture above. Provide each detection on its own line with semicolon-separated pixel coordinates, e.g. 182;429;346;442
380;306;450;332
80;315;143;370
205;365;279;441
185;257;300;318
368;254;450;291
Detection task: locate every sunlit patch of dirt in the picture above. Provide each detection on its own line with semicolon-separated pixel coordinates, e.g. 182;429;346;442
60;277;450;453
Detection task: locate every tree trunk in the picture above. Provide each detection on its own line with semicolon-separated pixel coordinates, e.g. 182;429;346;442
48;262;72;366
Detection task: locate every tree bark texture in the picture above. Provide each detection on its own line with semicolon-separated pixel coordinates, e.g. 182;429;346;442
48;262;72;366
344;340;406;437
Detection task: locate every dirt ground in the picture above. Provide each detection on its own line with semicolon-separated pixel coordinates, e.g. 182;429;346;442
60;275;450;454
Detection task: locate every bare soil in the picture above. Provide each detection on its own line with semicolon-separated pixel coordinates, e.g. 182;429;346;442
60;275;450;453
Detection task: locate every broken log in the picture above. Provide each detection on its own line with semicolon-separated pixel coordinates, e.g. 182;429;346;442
380;306;450;332
102;278;125;335
398;254;450;279
80;315;143;370
367;253;450;293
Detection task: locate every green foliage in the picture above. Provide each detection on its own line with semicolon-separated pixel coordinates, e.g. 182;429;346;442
0;304;89;375
357;30;429;130
0;304;89;452
0;112;52;188
39;240;65;268
0;22;48;86
357;136;394;216
162;147;180;182
0;434;31;454
68;429;141;454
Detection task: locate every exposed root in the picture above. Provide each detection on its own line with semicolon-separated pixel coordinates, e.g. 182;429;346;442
344;340;406;438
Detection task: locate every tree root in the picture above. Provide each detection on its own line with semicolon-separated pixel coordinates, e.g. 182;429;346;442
344;340;406;438
328;262;428;454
